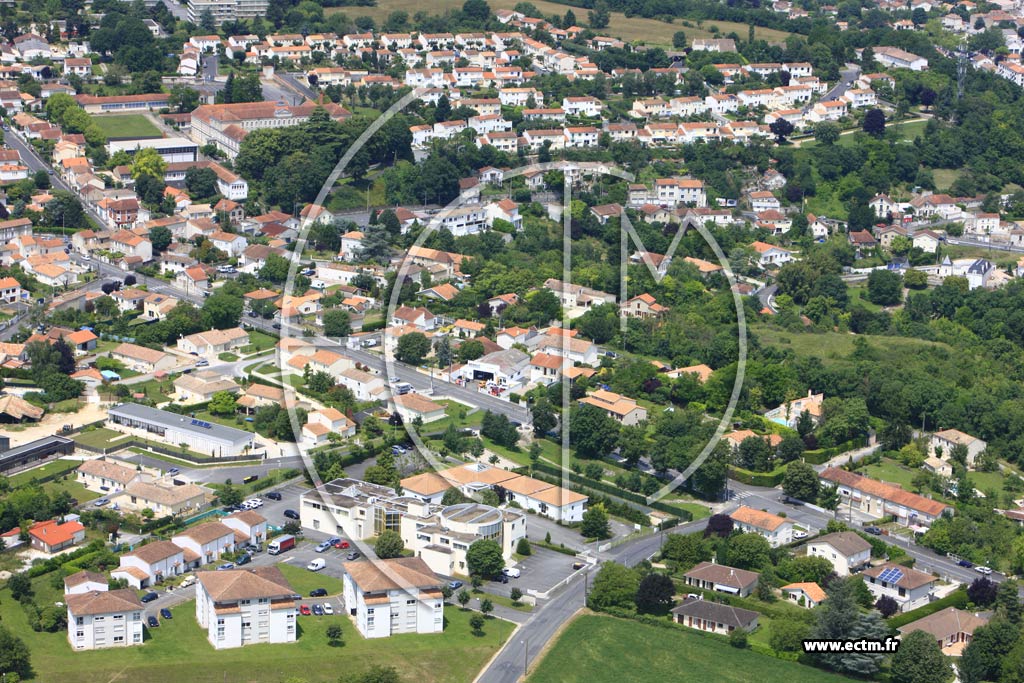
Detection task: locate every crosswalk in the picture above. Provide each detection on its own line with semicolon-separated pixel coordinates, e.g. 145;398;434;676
729;489;752;500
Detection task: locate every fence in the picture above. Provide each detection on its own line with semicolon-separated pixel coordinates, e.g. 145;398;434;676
74;437;261;465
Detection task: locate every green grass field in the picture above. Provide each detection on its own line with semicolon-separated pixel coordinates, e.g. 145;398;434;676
752;325;947;361
72;427;132;450
0;571;512;683
528;614;854;683
329;0;793;47
90;114;162;140
277;560;346;596
7;458;81;487
861;458;917;490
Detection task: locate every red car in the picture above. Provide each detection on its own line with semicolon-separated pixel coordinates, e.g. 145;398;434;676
333;540;350;549
300;604;311;616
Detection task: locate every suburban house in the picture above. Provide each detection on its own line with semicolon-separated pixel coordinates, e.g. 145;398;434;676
392;393;447;424
671;597;759;635
439;463;588;522
897;607;989;656
781;582;827;609
113;480;209;518
579;389;648;426
177;327;250;356
806;531;872;576
76;458;145;494
764;390;824;429
28;518;86;553
750;241;793;267
171;521;236;567
729;506;793;547
221;510;268;547
929;429;987;468
682;562;759;597
64;570;108;595
342;557;444;638
173;371;241;403
111;540;186;589
819;467;954;528
861;562;937;612
66;589;144;650
110;342;177;373
195;566;297;649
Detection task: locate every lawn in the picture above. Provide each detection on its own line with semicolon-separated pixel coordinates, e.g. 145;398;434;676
861;457;917;490
130;378;176;404
0;571;513;683
42;476;100;503
528;614;854;683
329;0;792;47
277;560;346;596
72;427;132;450
218;352;239;362
241;330;279;354
7;458;81;487
90;114;161;139
753;324;947;362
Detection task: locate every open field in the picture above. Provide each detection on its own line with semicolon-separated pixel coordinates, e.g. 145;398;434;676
0;570;513;683
7;458;81;487
90;114;162;140
752;325;947;361
527;614;854;683
72;427;132;450
861;457;917;490
328;0;793;47
277;560;346;596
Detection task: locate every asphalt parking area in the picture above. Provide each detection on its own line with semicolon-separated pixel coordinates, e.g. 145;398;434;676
486;547;579;599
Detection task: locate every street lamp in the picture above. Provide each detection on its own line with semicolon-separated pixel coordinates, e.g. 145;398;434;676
522;636;529;677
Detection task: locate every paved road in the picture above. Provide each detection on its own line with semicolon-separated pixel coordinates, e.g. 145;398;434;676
803;65;861;114
202;53;218;82
277;72;318;101
756;284;777;313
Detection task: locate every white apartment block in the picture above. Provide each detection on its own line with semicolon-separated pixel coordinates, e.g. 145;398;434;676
67;589;144;651
195;567;297;649
342;558;444;638
187;0;269;26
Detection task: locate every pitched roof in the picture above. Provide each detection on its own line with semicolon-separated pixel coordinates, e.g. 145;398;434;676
124;481;207;507
77;458;138;485
820;467;951;517
809;531;872;556
684;561;759;589
343;556;440;593
196;565;295;601
782;582;827;602
863;562;936;590
66;589;142;616
112;342;168;365
400;472;454;496
897;607;988;640
670;597;759;627
730;505;789;532
65;569;107;588
125;539;183;564
173;521;234;544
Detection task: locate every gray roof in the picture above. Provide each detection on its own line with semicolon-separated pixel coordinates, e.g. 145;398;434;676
671;598;759;628
809;531;872;557
108;403;253;448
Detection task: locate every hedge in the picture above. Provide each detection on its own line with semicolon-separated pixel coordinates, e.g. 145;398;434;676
802;439;868;466
886;589;968;629
25;540;106;578
729;463;789;487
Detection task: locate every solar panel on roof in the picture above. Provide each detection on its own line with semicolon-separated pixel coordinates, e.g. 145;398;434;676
878;567;904;583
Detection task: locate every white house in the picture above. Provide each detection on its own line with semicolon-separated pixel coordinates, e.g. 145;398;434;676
64;570;108;595
171;522;236;567
195;566;297;649
67;589;144;650
729;505;793;547
221;510;268;547
929;429;987;468
177;327;249;356
806;531;872;576
342;557;444;638
111;540;186;589
861;562;937;612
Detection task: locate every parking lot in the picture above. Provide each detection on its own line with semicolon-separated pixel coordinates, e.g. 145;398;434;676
477;547;582;600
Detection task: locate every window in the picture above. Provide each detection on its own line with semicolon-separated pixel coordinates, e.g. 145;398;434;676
113;636;124;643
76;617;84;625
76;631;84;638
313;519;320;530
94;616;104;622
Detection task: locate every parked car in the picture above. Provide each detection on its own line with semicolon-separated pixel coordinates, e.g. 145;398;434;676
236;553;252;566
266;491;282;501
572;562;586;571
160;608;172;619
284;509;300;520
312;604;324;616
309;588;328;597
307;559;326;572
167;468;179;475
792;530;808;540
958;559;974;568
94;498;109;507
346;551;361;561
327;537;342;546
448;580;463;590
315;541;332;553
147;615;159;628
497;574;508;584
976;566;993;575
864;526;883;535
141;592;159;603
218;562;235;571
179;576;196;588
322;603;334;615
502;567;521;578
195;359;209;367
332;539;350;549
300;604;311;616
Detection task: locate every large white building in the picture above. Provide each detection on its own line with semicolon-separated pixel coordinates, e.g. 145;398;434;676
107;403;255;457
190;101;350;158
399;501;526;577
66;589;144;651
187;0;269;26
342;557;444;638
195;566;297;649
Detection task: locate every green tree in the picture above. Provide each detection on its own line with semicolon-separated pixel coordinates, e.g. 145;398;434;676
326;622;344;646
531;397;557;437
208;391;237;416
217;481;244;507
185;167;219;200
201;290;243;329
863;109;886;137
783;460;820;502
466;539;504;578
960;619;1019;683
456;339;485;362
581;504;610;539
727;533;773;571
150;225;172;254
661;533;711;569
587;562;640;612
130;147;167;180
258;253;290;283
770;618;811;652
323;309;352;337
7;573;32;601
516;538;532;556
867;269;903;306
810;576;889;676
0;625;31;678
374;530;404;559
469;614;485;634
569;404;620;459
814;121;840;146
480;598;493;616
395;332;431;365
457;589;471;608
892;630;954;683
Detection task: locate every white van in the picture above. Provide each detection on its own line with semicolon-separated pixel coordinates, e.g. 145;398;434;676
179;575;196;588
307;559;326;572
